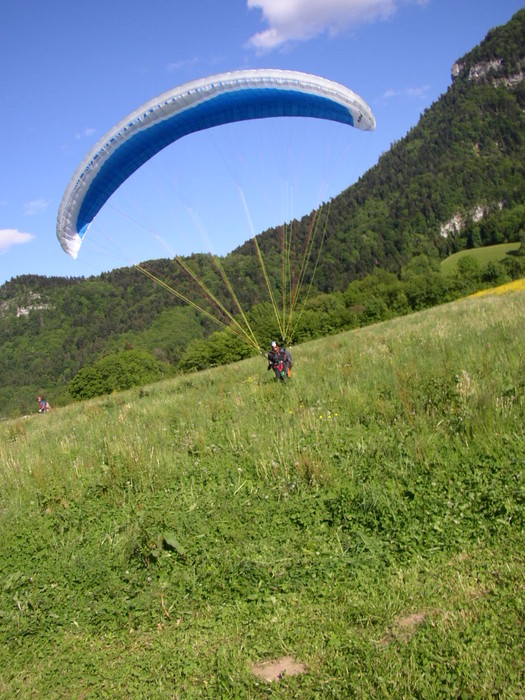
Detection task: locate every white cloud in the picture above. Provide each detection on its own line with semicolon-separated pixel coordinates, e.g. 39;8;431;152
167;57;200;73
247;0;428;50
75;127;96;140
0;228;35;253
24;198;48;216
381;84;431;100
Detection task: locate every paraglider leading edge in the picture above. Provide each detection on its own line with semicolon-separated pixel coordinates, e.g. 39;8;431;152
56;68;375;259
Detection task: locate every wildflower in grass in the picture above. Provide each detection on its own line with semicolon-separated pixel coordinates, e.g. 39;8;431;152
470;277;525;297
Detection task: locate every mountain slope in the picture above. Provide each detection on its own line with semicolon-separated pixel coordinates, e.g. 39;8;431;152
1;10;524;417
305;7;525;289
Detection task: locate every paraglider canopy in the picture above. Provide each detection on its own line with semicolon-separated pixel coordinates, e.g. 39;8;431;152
56;69;375;258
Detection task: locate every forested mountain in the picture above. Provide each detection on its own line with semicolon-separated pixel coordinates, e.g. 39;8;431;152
302;8;525;288
1;10;524;418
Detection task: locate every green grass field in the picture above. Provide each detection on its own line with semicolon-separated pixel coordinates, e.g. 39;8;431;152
1;289;524;698
440;242;521;275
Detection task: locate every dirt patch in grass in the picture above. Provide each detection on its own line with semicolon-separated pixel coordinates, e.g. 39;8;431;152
395;612;427;632
380;610;430;645
251;656;307;682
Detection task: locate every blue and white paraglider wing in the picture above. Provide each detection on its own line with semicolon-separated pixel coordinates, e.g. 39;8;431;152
57;69;375;258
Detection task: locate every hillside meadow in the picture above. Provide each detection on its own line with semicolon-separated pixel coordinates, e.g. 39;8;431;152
440;242;522;276
1;288;524;698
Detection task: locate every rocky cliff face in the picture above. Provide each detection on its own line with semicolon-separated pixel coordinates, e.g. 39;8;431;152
439;203;503;239
451;59;524;88
451;10;525;88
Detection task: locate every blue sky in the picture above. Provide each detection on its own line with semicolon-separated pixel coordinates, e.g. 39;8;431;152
1;0;523;286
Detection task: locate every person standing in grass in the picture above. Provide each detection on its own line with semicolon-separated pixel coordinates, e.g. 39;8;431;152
267;341;286;381
37;396;51;413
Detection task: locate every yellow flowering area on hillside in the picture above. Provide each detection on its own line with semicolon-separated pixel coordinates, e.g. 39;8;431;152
470;277;525;298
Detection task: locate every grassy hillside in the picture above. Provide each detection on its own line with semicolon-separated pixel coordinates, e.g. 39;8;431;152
1;288;523;698
441;241;521;275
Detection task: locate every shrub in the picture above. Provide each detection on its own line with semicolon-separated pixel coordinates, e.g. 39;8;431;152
69;349;165;400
